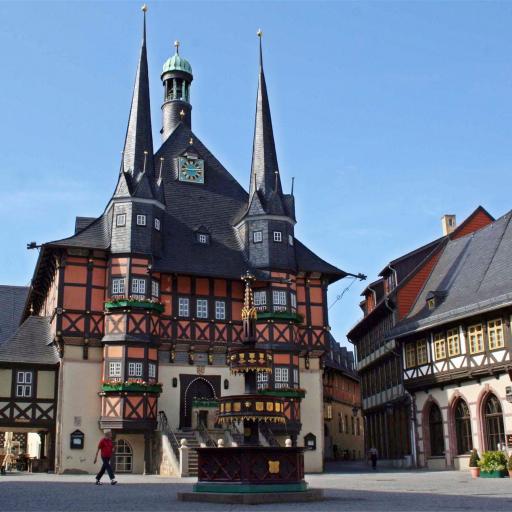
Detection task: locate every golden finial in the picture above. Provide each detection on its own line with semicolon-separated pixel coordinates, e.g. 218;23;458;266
180;109;185;119
189;137;194;145
141;4;148;12
257;29;262;38
174;40;180;54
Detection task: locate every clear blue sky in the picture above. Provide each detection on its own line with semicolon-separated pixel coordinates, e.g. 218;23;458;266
1;1;511;347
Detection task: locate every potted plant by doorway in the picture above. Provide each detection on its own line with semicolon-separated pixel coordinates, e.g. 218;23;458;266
478;451;508;478
469;449;480;478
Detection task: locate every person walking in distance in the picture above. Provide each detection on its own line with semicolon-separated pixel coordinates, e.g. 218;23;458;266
369;447;378;470
94;429;117;485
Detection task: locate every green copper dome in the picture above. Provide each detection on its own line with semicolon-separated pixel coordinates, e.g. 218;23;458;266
162;52;192;76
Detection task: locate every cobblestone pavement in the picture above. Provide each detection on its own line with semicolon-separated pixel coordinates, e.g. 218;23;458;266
2;463;512;511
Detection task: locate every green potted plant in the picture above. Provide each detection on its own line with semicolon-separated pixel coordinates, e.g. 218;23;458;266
469;449;480;478
478;451;508;478
507;454;512;478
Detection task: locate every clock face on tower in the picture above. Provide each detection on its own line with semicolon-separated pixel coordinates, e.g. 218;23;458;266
178;156;205;184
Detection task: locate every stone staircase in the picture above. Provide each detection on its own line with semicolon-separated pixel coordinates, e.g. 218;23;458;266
175;429;200;476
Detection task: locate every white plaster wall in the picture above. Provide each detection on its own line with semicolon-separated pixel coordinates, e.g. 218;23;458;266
299;357;324;473
57;346;103;474
158;364;244;430
414;375;512;470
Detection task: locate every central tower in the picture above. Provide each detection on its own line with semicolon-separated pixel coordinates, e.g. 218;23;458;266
161;41;193;140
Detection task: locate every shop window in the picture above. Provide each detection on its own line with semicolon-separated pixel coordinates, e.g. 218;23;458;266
488;319;504;350
115;439;133;473
428;403;445;456
468;324;484;354
16;371;33;398
484;394;505;451
454;399;473;454
447;328;460;357
433;333;446;360
178;298;189;317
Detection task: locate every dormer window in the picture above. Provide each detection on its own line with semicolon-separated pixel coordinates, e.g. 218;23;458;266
154;218;161;231
116;214;126;227
197;233;209;245
427;298;436;310
136;215;146;226
426;290;446;310
253;231;263;243
273;231;282;242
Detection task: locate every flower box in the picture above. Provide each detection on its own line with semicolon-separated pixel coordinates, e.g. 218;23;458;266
480;470;508;478
257;389;306;399
101;383;162;393
105;299;164;313
256;311;304;324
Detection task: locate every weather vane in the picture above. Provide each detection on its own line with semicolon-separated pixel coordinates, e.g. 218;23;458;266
141;4;147;12
174;40;180;54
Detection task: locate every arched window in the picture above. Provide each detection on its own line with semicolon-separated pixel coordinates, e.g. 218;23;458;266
484;394;505;451
454;399;473;454
115;439;133;473
429;403;445;456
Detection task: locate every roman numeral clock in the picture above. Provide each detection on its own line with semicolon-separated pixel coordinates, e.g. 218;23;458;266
178;154;205;184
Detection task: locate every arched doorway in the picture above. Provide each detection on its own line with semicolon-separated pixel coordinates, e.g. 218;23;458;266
428;403;445;456
114;439;133;473
182;377;216;428
454;399;473;454
484;394;505;451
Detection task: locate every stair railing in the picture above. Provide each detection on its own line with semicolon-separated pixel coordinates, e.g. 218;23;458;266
260;422;280;447
158;410;180;458
197;421;217;447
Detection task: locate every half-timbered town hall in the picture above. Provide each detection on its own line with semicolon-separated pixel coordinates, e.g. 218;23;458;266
0;11;355;475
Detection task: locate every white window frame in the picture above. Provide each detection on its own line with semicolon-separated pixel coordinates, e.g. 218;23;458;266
136;214;146;226
215;300;226;320
109;362;122;378
148;363;156;379
274;367;289;388
16;371;33;398
178;297;189;317
254;290;267;307
116;214;126;227
256;372;269;390
290;292;297;311
197;299;208;319
112;278;125;296
273;231;282;242
272;290;287;311
131;278;146;296
151;280;159;298
128;362;143;377
253;231;263;243
154;218;161;231
293;368;299;384
197;233;209;244
288;234;294;246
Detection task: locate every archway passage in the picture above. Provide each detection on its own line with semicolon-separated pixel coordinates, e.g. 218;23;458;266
181;377;216;428
428;403;445;456
484;394;505;451
454;399;473;454
114;439;133;473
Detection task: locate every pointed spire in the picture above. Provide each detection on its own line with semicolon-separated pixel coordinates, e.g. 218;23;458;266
122;5;154;180
249;30;283;202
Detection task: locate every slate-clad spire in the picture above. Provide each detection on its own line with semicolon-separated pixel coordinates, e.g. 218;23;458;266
122;6;154;180
248;32;284;203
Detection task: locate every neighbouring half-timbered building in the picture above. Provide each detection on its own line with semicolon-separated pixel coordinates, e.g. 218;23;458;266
389;210;512;470
347;207;494;467
0;11;357;475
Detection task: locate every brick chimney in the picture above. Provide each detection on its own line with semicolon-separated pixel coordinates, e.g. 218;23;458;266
441;214;457;236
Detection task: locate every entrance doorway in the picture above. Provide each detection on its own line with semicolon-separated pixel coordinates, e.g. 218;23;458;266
114;439;133;473
180;377;217;428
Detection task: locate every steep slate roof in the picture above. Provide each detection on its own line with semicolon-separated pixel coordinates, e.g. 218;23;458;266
0;285;29;344
390;210;512;337
0;316;58;364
